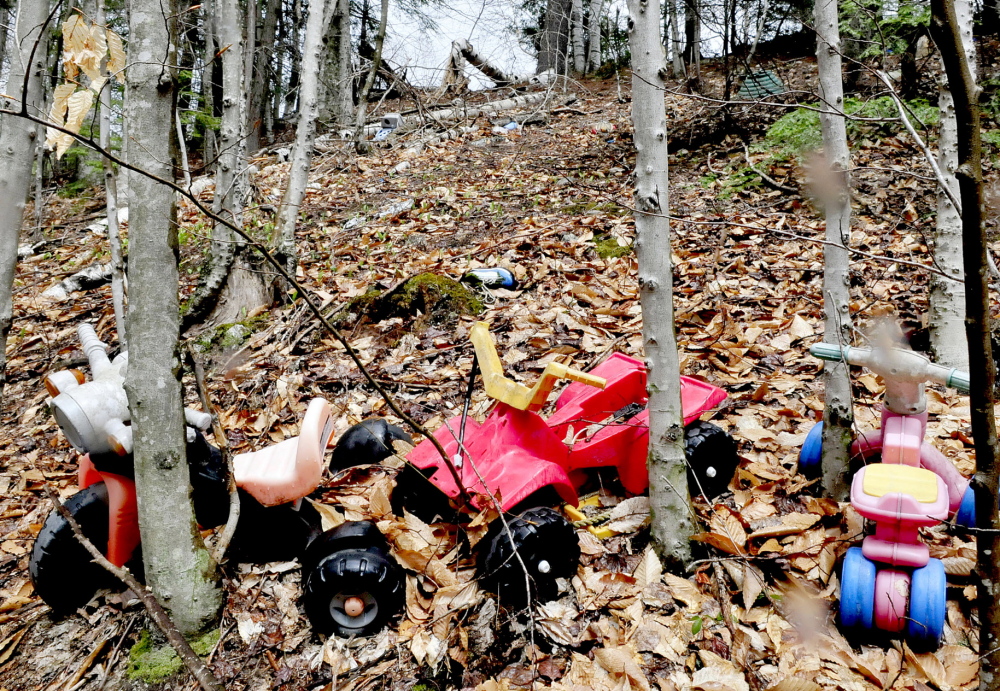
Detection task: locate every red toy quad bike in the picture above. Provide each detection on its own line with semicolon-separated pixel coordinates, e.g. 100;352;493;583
30;325;403;637
334;321;738;604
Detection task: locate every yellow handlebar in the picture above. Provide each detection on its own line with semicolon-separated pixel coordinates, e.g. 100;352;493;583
470;321;606;411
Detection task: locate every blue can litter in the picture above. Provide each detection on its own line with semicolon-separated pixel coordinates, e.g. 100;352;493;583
462;268;516;289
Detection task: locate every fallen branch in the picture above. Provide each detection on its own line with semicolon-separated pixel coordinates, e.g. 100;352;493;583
42;485;223;691
41;262;115;300
455;39;528;87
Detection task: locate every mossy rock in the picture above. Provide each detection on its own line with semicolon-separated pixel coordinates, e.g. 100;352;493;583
192;314;268;352
341;273;483;326
593;233;632;259
127;628;220;684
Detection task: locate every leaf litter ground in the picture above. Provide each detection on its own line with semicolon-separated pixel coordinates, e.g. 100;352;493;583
0;63;989;691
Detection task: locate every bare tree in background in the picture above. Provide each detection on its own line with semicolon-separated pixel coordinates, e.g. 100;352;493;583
815;0;854;501
929;0;972;370
571;0;585;73
586;0;604;72
0;0;49;407
319;0;353;126
275;0;331;271
538;0;572;75
627;0;692;568
125;0;222;634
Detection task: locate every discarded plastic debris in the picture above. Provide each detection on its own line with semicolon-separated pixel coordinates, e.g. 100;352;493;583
376;199;414;218
462;267;516;289
737;70;786;100
373;128;393;141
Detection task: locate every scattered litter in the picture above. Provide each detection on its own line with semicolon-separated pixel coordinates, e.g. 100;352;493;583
376;199;414;218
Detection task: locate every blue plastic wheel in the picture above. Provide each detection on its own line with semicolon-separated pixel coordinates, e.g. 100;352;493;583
799;422;824;475
908;558;946;651
955;485;976;528
840;547;876;630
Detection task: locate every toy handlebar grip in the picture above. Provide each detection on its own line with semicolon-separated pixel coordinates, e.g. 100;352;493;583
564;369;606;389
184;408;213;430
809;343;847;362
926;364;970;393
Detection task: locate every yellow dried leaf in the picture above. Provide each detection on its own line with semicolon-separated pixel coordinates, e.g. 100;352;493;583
633;546;662;590
62;15;89;56
107;29;126;76
594;646;650;691
765;678;822;691
65;88;94;137
307;498;344;531
710;509;747;547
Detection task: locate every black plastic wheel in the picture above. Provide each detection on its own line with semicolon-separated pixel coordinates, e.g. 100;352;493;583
684;420;739;498
303;521;404;636
29;484;119;613
330;419;412;470
477;507;579;605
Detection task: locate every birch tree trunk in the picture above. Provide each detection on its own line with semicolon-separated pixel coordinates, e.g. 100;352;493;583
586;0;603;72
97;0;127;348
815;0;854;501
929;0;972;370
202;0;218;171
0;0;48;407
125;0;221;635
319;0;353;126
247;0;279;151
242;0;259;154
275;0;330;272
931;3;1000;686
181;0;245;329
627;0;692;569
571;0;585;73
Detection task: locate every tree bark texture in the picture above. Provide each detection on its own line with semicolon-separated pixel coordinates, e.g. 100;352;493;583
0;0;48;408
275;0;331;272
125;0;221;635
931;3;1000;687
668;0;683;77
586;0;603;72
319;0;353;126
353;0;388;153
181;0;244;330
201;0;218;171
627;0;692;569
457;40;520;87
242;0;259;153
537;0;572;75
930;0;973;370
814;0;854;502
571;0;585;73
247;0;279;152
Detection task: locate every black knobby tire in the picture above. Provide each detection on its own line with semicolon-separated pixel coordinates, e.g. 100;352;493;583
330;419;412;471
477;507;580;605
684;420;739;499
303;523;404;636
29;484;120;613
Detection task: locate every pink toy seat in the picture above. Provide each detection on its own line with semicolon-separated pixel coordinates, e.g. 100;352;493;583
233;398;335;507
851;464;948;568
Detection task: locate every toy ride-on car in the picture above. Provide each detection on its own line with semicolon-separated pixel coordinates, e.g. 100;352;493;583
335;321;739;604
31;325;403;637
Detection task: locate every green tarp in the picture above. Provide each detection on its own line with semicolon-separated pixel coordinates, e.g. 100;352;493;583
737;70;786;100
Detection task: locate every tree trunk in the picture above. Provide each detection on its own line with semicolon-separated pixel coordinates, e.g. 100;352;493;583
97;0;127;348
930;0;972;370
125;0;221;635
815;0;854;501
319;0;352;126
353;0;388;154
283;0;302;116
202;0;218;170
571;0;585;73
668;0;683;77
247;0;279;150
537;0;572;75
275;0;331;272
586;0;603;72
457;40;522;86
627;0;691;570
0;0;48;408
182;0;245;330
931;4;1000;688
242;0;259;154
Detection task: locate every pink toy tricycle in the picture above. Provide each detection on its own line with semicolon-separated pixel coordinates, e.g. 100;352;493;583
802;342;972;650
336;321;738;603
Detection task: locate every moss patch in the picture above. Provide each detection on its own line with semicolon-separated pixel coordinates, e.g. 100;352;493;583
193;314;269;352
127;628;220;684
342;273;483;326
593;233;632;259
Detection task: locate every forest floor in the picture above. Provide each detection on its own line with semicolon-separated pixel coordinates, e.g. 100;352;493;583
0;56;991;691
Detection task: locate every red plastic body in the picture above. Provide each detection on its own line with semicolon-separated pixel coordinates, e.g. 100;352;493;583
407;353;728;511
76;454;141;568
